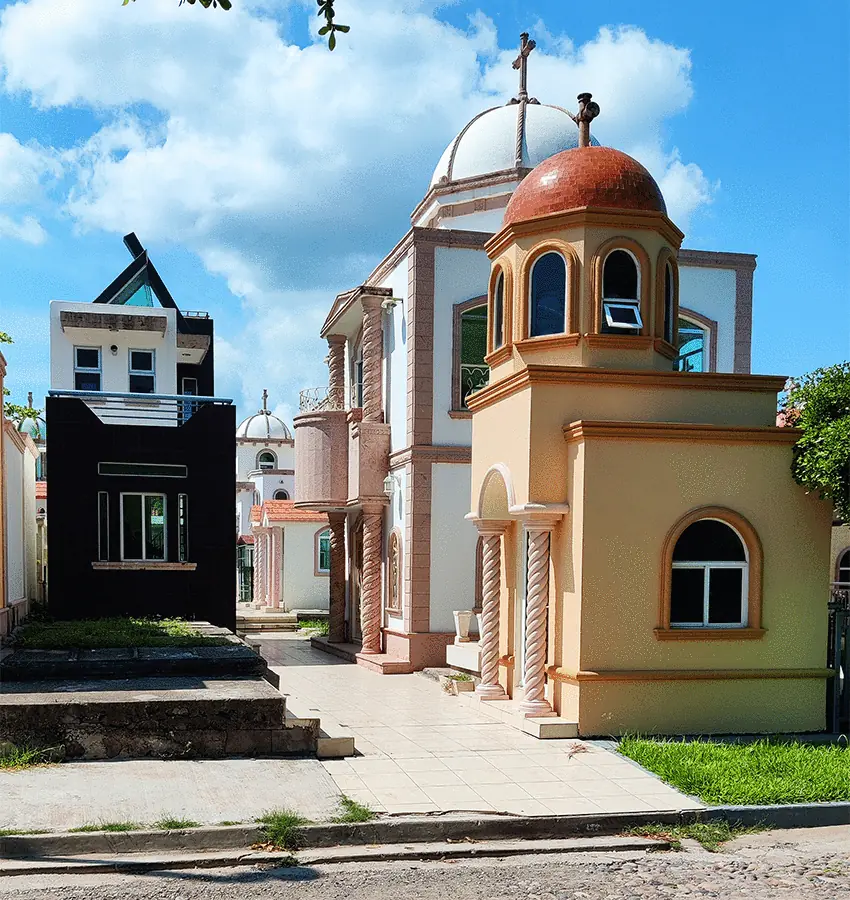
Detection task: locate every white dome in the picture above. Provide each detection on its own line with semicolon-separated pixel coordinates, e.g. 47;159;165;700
236;410;292;441
431;102;594;187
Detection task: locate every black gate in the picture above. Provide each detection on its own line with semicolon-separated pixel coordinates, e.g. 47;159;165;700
827;586;849;733
237;543;254;604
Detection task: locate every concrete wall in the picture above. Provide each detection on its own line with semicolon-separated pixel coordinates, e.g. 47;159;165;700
429;462;478;633
50;301;178;396
280;522;330;612
3;428;26;604
678;266;736;373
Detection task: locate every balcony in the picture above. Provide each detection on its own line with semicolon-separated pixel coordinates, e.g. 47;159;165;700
294;388;349;508
48;390;232;427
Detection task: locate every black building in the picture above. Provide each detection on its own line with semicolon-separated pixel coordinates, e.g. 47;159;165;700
46;234;236;630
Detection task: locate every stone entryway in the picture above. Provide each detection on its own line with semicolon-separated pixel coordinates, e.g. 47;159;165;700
259;634;703;817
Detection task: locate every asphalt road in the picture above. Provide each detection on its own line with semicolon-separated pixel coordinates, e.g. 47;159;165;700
0;827;847;899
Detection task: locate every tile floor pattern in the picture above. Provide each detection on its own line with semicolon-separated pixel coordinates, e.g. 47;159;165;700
260;634;703;817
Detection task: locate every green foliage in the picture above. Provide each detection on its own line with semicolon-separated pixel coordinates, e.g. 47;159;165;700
256;808;310;850
154;816;201;830
16;617;230;650
332;795;375;823
0;332;11;344
0;828;49;836
780;364;850;523
298;618;329;636
628;821;766;852
69;822;141;833
446;672;473;681
620;735;850;805
0;744;57;771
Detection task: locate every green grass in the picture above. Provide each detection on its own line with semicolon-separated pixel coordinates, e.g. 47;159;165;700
619;736;850;805
0;745;57;771
298;618;329;636
628;821;766;852
332;795;376;824
0;829;49;837
256;809;310;850
16;617;230;650
153;817;201;830
69;821;141;833
217;820;244;826
445;673;473;681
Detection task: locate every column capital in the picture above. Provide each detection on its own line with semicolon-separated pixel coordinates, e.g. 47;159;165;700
327;333;347;346
465;514;513;535
509;502;569;531
360;294;385;312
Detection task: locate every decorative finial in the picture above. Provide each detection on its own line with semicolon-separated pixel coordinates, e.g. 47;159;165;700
27;391;33;408
261;388;269;413
576;92;600;147
511;32;537;104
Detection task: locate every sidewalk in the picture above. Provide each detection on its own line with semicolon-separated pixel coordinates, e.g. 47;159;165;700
261;634;702;817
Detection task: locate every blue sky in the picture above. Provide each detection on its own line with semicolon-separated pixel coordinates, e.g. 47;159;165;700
0;0;847;423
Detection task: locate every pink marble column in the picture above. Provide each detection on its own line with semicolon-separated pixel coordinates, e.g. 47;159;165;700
360;295;384;423
359;506;383;654
269;527;282;610
327;335;346;410
253;529;268;608
474;522;510;700
328;512;346;643
520;521;557;717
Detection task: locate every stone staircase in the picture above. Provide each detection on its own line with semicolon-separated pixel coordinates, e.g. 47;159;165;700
235;610;299;634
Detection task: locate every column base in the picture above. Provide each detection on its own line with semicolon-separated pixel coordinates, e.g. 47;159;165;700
475;683;508;700
519;698;557;718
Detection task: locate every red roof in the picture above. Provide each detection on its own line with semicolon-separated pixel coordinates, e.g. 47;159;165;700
250;505;262;523
35;482;47;500
262;500;328;524
237;534;255;545
504;146;667;226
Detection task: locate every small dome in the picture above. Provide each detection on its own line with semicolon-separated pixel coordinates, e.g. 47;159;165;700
431;103;598;187
18;415;46;443
503;146;666;226
236;411;292;441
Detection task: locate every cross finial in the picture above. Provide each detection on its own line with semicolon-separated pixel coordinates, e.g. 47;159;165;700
512;32;536;102
261;388;268;412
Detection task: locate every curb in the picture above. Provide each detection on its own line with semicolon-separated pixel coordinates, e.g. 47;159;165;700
2;802;848;861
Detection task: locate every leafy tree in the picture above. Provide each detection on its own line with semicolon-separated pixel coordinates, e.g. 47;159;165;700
0;333;42;426
123;0;350;50
780;363;850;524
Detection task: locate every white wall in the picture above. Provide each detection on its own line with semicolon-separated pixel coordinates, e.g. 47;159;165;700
376;259;409;454
678;266;737;373
236;490;253;536
428;463;477;633
385;463;407;631
281;521;330;612
251;471;296;503
50;301;179;395
3;430;36;604
431;247;491;447
236;440;295;479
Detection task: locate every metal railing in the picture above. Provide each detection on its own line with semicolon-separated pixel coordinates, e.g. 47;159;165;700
49;389;232;426
828;582;849;734
299;386;345;412
460;363;490;408
180;310;210;319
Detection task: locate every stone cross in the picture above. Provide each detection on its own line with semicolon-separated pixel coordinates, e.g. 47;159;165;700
512;32;536;102
261;388;268;412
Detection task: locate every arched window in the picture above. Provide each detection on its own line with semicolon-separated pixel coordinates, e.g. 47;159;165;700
492;270;505;350
671;519;748;627
663;262;675;345
602;250;642;334
529;252;567;338
253;491;260;507
677;317;707;372
459;304;488;407
273;490;289;500
316;528;331;574
387;530;402;612
257;450;276;470
837;549;850;585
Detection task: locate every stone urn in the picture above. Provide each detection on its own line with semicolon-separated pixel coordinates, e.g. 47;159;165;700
473;612;484;642
453;610;474;644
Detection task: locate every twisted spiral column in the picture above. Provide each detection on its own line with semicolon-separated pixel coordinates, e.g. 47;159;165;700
269;528;281;609
328;512;346;643
253;530;267;608
360;511;383;654
475;531;507;700
361;296;384;423
327;335;346;410
521;527;554;716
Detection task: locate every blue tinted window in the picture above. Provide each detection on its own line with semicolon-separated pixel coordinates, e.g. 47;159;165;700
529;253;566;338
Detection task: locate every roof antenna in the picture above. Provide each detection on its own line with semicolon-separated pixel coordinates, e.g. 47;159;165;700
576;93;600;147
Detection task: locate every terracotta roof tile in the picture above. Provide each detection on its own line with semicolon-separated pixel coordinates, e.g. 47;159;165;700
262;500;328;524
250;505;262;523
35;482;47;500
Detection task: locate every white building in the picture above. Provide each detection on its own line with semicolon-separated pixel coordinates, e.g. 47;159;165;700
294;37;757;673
1;355;39;637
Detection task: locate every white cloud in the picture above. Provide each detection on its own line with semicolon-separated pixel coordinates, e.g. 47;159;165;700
0;132;60;242
0;1;717;413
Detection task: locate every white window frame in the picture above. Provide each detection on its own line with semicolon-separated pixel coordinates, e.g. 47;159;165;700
671;520;749;628
74;346;102;392
602;248;641;302
129;349;156;394
316;528;331;574
120;492;167;562
257;450;277;470
273;489;289;500
602;300;643;331
529;250;568;338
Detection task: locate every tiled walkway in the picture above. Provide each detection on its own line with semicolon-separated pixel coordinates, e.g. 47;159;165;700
260;634;703;817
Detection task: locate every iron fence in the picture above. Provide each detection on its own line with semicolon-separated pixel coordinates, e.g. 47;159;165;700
828;582;849;734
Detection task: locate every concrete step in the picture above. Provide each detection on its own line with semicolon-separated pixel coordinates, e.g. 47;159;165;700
310;636;413;674
0;676;318;759
455;692;579;739
284;695;356;759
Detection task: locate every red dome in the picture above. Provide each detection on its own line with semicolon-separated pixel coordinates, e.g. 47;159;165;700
504;146;666;226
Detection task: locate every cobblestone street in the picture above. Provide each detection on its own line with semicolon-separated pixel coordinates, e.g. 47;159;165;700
0;827;846;899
